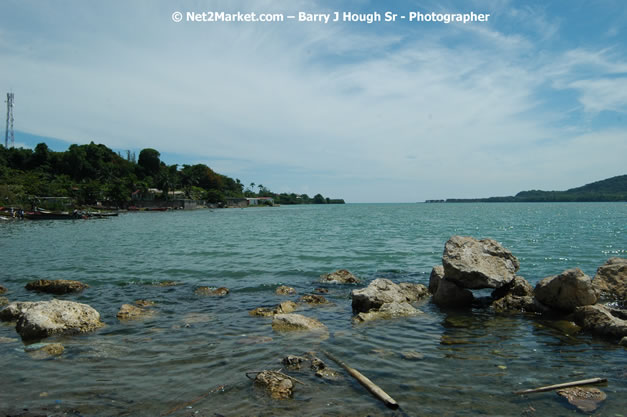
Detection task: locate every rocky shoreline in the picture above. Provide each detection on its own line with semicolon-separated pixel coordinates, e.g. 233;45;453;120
1;235;625;411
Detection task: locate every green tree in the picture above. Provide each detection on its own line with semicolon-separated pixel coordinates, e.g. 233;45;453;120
138;148;161;177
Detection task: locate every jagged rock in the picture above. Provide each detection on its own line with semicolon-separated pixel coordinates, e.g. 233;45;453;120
194;286;229;296
282;355;307;369
353;302;421;323
250;301;297;317
271;313;327;332
429;265;445;294
0;285;7;295
25;279;88;294
25;342;64;359
254;371;293;399
275;285;296;295
134;299;156;307
556;387;607;413
2;300;104;340
117;304;153;320
0;301;36;321
320;269;360;284
0;296;8;306
490;276;544;313
351;278;428;313
299;294;328;304
442;236;519;289
432;278;473;308
574;304;627;339
535;268;598;312
592;257;626;302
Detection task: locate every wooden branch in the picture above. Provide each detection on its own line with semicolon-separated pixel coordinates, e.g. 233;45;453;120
322;349;399;410
513;378;607;395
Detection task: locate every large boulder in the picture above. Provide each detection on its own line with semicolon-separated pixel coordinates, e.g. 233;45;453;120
272;313;327;332
1;299;104;340
428;265;445;294
320;269;360;284
351;278;427;313
574;304;627;340
432;278;473;308
535;268;598;312
592;258;626;302
25;279;88;294
442;236;519;289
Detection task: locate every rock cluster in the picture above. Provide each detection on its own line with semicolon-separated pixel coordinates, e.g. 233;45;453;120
25;279;88;294
0;299;104;340
351;278;427;322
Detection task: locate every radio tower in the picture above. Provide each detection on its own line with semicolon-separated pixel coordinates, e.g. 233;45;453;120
5;92;15;148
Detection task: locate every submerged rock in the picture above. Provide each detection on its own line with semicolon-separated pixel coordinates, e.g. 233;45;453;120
556;387;607;413
442;236;519;289
428;265;445;294
314;287;329;294
2;299;105;340
0;284;7;295
26;342;64;359
275;285;296;295
254;370;293;400
401;351;425;361
282;355;307;369
320;269;360;284
351;278;427;313
432;278;473;308
0;336;19;343
117;303;153;320
574;304;627;340
154;280;179;287
0;296;8;306
25;279;88;294
299;294;328;304
271;313;327;332
353;302;421;323
535;268;598;312
592;257;626;303
134;299;156;307
194;286;229;296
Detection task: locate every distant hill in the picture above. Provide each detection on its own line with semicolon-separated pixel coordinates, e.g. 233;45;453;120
432;175;627;203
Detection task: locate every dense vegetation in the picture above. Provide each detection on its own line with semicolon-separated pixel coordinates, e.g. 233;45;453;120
0;142;344;208
438;175;627;203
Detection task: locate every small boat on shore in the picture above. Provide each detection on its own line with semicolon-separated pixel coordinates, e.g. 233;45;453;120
24;210;87;220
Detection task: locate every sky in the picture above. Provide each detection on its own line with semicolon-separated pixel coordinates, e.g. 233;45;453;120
1;0;626;203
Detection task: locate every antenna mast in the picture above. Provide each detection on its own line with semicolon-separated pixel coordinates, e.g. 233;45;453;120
4;93;14;148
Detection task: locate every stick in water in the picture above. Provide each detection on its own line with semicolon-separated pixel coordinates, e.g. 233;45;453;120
322;349;399;410
513;377;607;395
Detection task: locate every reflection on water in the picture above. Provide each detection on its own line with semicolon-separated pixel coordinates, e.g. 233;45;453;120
0;203;625;416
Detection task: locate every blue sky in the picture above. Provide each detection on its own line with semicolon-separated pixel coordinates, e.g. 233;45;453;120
1;0;626;202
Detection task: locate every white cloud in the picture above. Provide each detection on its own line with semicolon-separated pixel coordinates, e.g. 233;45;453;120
0;0;625;202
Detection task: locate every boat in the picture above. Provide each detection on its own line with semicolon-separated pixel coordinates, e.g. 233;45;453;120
23;210;87;220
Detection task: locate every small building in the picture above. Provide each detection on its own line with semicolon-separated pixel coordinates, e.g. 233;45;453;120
225;198;248;208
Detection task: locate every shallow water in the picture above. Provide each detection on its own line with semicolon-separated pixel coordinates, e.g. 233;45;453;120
0;203;626;416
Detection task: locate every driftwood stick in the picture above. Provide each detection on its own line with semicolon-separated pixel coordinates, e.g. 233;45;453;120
322;349;399;410
513;377;607;395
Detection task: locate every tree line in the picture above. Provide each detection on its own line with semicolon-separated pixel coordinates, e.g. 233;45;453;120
0;142;344;207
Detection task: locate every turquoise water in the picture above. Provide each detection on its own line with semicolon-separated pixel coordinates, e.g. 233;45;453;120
0;203;625;416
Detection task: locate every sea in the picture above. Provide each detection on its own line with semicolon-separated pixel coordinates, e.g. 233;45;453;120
0;202;626;416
